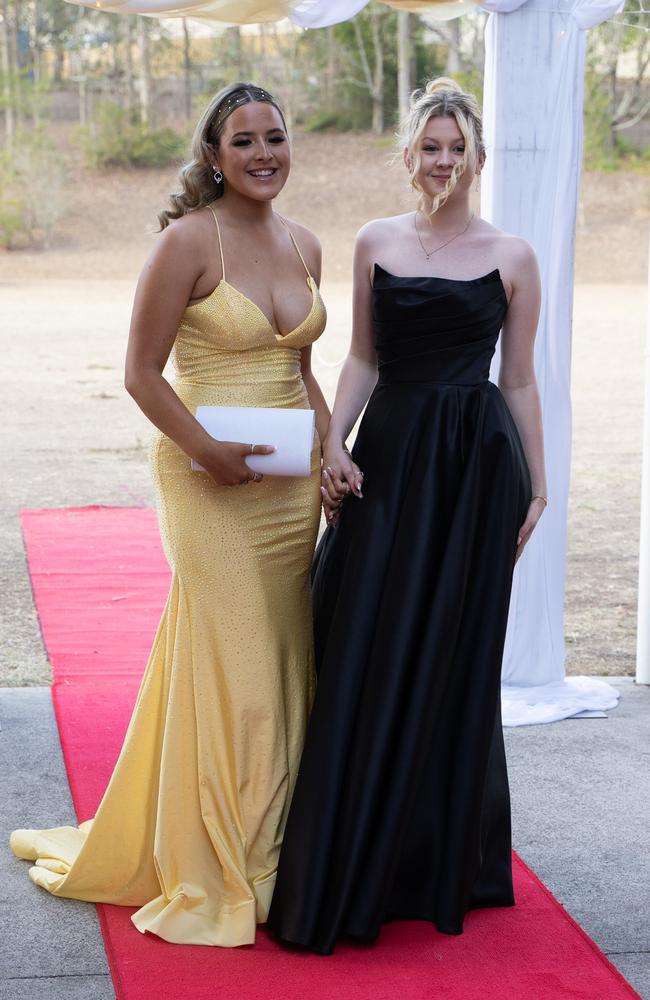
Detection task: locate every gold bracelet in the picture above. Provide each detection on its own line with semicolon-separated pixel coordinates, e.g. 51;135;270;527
531;495;548;506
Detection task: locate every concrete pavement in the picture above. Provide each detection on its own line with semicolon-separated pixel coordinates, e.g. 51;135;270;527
1;680;648;999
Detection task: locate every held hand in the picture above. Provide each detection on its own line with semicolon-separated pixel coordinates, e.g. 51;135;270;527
320;443;364;527
515;496;547;563
199;441;275;487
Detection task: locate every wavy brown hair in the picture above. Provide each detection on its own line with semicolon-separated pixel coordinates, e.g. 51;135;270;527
158;82;287;230
397;77;484;219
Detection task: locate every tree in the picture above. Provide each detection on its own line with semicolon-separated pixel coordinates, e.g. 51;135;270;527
138;15;151;126
397;10;413;120
1;0;16;140
587;3;650;154
182;18;191;119
353;5;386;133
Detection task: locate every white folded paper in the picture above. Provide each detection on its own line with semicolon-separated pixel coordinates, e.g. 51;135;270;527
192;405;315;477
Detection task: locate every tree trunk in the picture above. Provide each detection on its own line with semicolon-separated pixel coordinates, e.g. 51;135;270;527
125;16;136;117
78;75;87;126
138;16;151;127
1;0;14;141
229;25;243;78
11;0;22;126
397;11;411;122
182;19;191;119
370;10;383;134
325;25;335;104
446;18;462;76
31;0;40;85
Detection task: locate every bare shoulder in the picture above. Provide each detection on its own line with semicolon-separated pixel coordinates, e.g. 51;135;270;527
356;213;411;255
477;221;537;268
157;207;215;257
280;215;322;277
281;216;321;255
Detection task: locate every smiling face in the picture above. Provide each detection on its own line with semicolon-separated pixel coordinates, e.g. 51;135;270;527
405;114;483;206
212;101;290;203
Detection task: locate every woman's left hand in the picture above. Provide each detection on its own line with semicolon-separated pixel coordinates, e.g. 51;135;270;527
515;496;547;562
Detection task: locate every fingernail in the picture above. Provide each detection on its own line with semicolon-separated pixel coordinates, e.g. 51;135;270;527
517;536;522;545
323;469;329;479
320;486;327;496
327;466;334;475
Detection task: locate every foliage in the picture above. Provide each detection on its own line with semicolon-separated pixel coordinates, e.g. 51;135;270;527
0;129;66;249
77;102;187;168
583;67;618;170
303;109;358;133
0;71;52;123
584;0;650;168
330;8;399;130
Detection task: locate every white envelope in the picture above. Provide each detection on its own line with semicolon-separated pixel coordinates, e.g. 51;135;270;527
192;405;315;477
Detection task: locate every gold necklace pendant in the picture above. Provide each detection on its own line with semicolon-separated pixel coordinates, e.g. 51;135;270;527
415;211;474;260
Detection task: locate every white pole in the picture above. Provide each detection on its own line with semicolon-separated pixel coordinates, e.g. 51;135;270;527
636;229;650;684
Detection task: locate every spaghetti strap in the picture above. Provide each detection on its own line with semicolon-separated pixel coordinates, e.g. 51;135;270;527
278;215;311;279
208;206;226;281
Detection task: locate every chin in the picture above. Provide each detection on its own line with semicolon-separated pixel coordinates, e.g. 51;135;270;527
243;177;287;201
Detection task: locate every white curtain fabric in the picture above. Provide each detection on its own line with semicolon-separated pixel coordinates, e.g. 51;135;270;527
63;0;477;22
481;0;623;725
290;0;370;28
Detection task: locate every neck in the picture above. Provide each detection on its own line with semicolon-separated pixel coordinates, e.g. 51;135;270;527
420;195;472;234
218;187;276;226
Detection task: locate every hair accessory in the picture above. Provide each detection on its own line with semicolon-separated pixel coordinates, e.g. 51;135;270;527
211;87;276;136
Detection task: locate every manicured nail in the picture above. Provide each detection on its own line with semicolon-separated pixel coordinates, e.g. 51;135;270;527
517;536;522;545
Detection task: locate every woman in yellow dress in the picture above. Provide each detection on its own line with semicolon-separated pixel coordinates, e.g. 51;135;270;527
10;83;330;947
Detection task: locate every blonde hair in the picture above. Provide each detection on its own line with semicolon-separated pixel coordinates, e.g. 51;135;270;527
158;82;287;230
397;77;484;218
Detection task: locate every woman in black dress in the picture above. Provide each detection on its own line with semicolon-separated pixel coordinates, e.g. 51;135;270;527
267;78;547;955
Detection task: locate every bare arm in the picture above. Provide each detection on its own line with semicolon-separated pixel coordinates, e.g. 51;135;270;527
322;225;379;503
498;240;547;560
124;217;272;486
301;346;331;447
292;230;331;447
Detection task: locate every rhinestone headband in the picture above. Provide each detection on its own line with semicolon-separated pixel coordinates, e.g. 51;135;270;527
211;87;277;135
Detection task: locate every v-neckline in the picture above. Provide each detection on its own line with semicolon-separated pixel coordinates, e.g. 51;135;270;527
218;273;319;341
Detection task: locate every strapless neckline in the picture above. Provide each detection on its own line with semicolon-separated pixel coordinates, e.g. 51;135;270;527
187;273;321;342
373;263;507;302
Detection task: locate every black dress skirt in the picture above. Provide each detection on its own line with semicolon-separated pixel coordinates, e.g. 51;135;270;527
267;265;532;955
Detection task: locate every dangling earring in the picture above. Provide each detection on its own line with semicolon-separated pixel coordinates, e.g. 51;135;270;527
213;168;223;184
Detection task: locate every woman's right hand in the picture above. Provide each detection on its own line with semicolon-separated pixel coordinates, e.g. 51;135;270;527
197;440;275;486
320;441;364;525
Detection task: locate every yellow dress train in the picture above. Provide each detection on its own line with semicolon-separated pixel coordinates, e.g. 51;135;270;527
10;211;326;946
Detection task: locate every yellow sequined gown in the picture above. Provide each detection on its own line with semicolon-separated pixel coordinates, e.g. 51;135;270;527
10;210;326;947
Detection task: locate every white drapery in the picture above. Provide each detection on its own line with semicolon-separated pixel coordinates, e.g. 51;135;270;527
481;0;622;725
64;0;478;23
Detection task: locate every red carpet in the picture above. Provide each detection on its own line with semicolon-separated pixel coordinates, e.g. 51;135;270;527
20;506;641;1000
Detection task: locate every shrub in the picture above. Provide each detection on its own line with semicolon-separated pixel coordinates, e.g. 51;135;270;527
0;130;66;249
303;110;358;133
78;102;187;169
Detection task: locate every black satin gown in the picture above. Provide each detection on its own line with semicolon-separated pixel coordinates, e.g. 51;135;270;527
267;264;532;955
